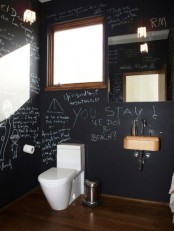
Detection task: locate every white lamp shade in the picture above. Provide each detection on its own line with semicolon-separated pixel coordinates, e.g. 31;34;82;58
23;9;36;25
140;43;148;53
137;27;147;38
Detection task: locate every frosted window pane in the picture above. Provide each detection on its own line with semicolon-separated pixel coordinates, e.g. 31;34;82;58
53;24;103;84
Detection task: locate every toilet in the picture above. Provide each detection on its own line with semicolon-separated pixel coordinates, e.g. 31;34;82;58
38;143;85;210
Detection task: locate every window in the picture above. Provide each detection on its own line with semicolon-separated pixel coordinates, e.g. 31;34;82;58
46;16;106;91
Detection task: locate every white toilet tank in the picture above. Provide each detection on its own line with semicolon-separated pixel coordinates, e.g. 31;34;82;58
57;143;85;171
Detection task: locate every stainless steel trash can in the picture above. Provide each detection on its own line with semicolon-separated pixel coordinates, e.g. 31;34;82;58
82;179;101;207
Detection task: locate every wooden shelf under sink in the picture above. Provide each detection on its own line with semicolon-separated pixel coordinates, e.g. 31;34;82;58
123;136;160;151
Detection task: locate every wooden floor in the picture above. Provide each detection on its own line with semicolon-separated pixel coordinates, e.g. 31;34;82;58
0;187;173;231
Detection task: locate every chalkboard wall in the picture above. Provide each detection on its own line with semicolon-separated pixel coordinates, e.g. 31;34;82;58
0;0;41;208
40;0;174;202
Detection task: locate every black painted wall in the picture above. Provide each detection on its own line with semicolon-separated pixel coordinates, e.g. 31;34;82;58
40;0;174;202
0;0;41;208
0;0;174;209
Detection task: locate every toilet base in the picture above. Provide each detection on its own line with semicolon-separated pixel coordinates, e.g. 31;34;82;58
40;171;84;210
69;171;84;205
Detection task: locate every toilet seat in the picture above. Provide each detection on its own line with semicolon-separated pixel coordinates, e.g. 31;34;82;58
38;167;77;184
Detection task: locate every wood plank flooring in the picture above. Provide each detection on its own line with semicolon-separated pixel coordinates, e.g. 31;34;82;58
0;187;173;231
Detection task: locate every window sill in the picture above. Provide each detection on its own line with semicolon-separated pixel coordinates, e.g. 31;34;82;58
45;82;106;91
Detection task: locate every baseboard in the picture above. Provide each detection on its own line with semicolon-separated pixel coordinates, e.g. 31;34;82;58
101;193;168;206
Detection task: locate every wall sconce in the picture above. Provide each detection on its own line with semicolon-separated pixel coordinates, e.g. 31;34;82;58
140;43;148;53
23;9;36;25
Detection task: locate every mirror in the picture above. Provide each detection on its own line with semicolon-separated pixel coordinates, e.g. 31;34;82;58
108;29;170;102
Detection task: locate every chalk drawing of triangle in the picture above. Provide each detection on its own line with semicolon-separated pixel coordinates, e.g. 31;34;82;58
47;98;64;113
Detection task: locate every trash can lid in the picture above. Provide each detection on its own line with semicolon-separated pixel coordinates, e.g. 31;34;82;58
85;179;100;187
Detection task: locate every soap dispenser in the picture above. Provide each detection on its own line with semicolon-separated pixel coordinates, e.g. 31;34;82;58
131;120;138;136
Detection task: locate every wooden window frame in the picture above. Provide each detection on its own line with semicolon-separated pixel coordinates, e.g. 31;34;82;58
45;16;106;91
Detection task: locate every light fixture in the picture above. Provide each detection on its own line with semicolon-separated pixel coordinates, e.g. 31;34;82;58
23;9;36;25
137;0;148;53
137;27;147;38
140;43;148;53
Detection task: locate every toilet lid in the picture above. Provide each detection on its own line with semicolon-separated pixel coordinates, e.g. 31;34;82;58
38;167;77;184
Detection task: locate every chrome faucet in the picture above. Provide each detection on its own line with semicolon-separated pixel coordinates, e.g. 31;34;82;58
141;119;147;136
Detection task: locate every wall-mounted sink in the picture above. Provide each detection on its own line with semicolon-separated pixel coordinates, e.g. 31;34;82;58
123;136;160;151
